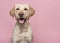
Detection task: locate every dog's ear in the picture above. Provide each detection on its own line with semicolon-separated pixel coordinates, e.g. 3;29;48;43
29;6;35;16
10;6;15;17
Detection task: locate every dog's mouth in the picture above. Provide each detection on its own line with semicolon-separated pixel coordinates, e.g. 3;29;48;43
18;18;25;24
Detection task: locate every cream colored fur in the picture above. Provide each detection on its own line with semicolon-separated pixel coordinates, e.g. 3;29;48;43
10;4;35;43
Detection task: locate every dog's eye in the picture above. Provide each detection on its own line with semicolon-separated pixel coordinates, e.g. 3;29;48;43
24;8;28;10
16;8;19;10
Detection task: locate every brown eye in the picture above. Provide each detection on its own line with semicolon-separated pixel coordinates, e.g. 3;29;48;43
24;8;28;10
16;8;19;10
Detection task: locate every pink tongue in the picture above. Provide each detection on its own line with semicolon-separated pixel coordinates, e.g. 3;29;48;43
19;20;24;24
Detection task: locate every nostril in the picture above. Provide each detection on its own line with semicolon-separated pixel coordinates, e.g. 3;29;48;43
19;13;24;17
19;13;20;15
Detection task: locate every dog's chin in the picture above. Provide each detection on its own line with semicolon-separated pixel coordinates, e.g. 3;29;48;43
18;18;26;24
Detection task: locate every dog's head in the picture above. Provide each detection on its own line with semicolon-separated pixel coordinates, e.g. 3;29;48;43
10;4;35;24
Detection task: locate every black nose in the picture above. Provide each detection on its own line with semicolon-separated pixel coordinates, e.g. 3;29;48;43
19;13;24;17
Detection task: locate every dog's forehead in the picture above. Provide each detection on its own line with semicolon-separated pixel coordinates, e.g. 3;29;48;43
15;4;29;9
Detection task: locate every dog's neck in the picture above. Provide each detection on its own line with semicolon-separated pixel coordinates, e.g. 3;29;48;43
16;20;30;32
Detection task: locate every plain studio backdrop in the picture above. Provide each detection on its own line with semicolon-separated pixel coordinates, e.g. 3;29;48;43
0;0;60;43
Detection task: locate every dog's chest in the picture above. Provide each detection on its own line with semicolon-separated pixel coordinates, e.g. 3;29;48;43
12;24;32;41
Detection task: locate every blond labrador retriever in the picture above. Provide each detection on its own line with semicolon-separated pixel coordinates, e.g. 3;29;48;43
10;4;35;43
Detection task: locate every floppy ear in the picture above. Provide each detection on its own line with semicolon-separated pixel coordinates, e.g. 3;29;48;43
10;6;15;17
29;6;35;16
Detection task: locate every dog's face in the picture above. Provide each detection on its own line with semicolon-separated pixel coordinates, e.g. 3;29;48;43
10;4;35;24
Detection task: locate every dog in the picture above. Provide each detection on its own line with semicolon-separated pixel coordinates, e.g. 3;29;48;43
10;4;35;43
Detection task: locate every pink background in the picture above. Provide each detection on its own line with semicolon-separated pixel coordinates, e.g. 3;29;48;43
0;0;60;43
